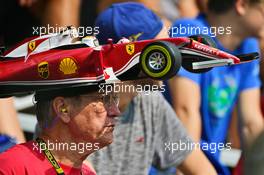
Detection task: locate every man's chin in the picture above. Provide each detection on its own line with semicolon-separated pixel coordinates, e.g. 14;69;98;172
97;132;114;148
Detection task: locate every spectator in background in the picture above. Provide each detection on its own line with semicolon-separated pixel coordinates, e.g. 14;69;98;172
160;0;199;21
165;0;264;174
89;2;217;175
97;0;199;28
0;98;25;152
1;0;81;47
32;0;81;28
17;0;80;29
196;0;208;13
0;98;25;143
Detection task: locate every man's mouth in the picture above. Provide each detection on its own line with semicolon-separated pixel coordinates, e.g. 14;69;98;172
106;118;118;127
105;124;115;132
105;124;115;128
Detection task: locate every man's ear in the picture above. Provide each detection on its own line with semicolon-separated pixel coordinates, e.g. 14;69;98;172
235;0;248;15
52;97;71;123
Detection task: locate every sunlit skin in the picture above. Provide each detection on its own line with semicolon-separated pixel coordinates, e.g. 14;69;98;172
170;0;264;147
68;94;120;146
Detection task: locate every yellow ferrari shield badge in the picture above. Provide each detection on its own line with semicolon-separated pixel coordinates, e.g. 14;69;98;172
126;44;135;55
28;41;36;51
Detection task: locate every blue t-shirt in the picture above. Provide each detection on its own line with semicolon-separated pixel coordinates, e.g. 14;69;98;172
164;14;261;175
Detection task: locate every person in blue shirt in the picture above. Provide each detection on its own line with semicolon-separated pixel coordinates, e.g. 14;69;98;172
164;0;264;174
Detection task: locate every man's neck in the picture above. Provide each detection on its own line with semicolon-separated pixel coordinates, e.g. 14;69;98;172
39;131;93;169
206;11;248;51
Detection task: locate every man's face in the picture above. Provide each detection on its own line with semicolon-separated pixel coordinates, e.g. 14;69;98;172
68;91;120;148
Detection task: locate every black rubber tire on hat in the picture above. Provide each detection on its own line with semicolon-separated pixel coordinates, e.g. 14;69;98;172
139;41;182;80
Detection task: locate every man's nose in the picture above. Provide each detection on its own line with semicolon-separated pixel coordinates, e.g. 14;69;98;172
107;103;121;117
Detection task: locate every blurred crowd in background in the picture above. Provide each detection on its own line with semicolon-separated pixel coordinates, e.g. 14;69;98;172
1;0;264;175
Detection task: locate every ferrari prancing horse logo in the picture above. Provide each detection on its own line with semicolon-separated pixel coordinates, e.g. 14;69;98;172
126;44;135;55
28;41;36;51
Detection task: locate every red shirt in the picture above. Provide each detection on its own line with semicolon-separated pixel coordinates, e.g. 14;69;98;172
0;141;96;175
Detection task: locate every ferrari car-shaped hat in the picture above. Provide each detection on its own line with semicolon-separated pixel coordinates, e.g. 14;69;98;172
0;27;259;98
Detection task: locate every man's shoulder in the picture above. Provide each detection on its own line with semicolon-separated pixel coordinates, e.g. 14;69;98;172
0;141;32;157
82;160;97;175
0;141;41;173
